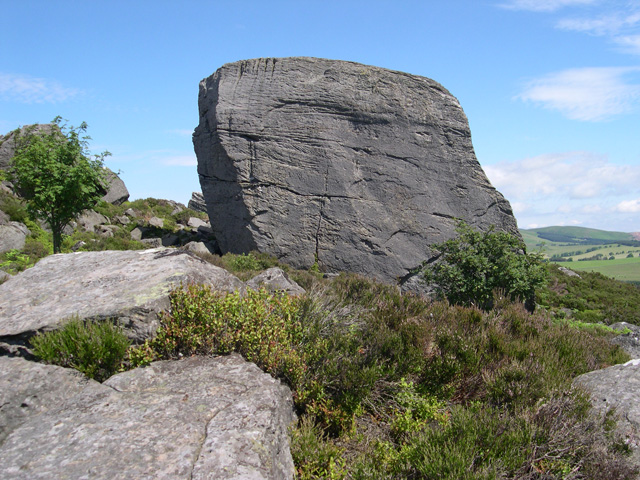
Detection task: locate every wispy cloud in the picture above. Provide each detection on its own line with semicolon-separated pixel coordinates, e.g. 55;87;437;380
486;151;640;199
484;152;640;229
615;198;640;212
517;67;640;120
557;11;640;35
498;0;597;13
0;73;84;103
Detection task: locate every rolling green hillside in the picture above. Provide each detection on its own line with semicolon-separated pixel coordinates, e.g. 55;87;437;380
520;226;640;283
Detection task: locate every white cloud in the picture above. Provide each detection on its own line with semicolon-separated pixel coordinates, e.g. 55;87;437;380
517;67;640;121
498;0;597;12
0;73;84;103
161;155;197;166
485;151;640;200
615;34;640;55
615;198;640;212
485;152;640;230
557;11;640;35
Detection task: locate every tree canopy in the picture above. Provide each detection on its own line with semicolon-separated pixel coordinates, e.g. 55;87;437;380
9;117;109;253
420;221;547;311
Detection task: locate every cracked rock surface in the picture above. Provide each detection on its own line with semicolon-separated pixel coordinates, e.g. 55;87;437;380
0;248;244;347
194;57;519;284
0;354;296;480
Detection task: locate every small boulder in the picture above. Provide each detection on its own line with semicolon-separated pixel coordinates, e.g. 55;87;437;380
101;168;129;205
183;241;216;256
188;216;208;229
610;322;640;359
77;210;109;233
246;267;305;296
0;222;30;254
148;216;164;228
558;266;581;278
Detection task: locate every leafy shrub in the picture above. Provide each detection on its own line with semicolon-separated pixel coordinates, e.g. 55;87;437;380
538;264;640;325
0;192;29;223
129;274;633;478
30;317;130;382
421;221;547;310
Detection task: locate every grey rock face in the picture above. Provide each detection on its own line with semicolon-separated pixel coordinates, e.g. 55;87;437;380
0;221;30;254
101;168;130;205
194;57;519;284
574;359;640;466
0;356;101;446
188;191;207;213
246;267;306;296
0;248;244;346
0;354;296;480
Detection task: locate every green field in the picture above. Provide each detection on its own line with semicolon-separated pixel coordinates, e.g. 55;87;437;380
520;226;640;283
566;257;640;282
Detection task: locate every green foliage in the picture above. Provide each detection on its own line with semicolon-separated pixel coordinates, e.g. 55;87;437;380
0;249;31;273
0;192;29;223
133;274;633;478
421;221;547;310
9;118;110;253
30;317;130;382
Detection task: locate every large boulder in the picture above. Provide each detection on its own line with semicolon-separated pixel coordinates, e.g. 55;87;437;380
0;248;244;347
0;354;296;479
194;57;519;284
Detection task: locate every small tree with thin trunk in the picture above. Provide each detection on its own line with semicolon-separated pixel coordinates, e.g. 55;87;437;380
9;117;109;253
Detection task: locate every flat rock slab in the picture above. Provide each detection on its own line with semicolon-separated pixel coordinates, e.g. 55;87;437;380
0;356;102;445
0;248;244;343
0;354;296;479
574;359;640;466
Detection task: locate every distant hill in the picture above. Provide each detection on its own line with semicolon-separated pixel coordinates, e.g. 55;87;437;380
521;226;639;246
520;226;640;283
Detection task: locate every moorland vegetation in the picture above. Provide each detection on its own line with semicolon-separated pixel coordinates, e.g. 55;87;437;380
24;223;640;479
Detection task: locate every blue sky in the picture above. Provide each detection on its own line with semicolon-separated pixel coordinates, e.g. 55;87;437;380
1;0;639;232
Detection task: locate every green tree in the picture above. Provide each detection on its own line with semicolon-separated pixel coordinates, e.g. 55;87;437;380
420;221;547;311
9;117;109;253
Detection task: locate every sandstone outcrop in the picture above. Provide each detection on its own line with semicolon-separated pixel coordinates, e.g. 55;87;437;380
194;57;519;285
0;354;296;479
102;168;130;205
0;248;244;349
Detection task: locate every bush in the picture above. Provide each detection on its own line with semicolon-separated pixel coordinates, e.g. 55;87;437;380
421;221;547;311
128;275;633;478
30;317;130;382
